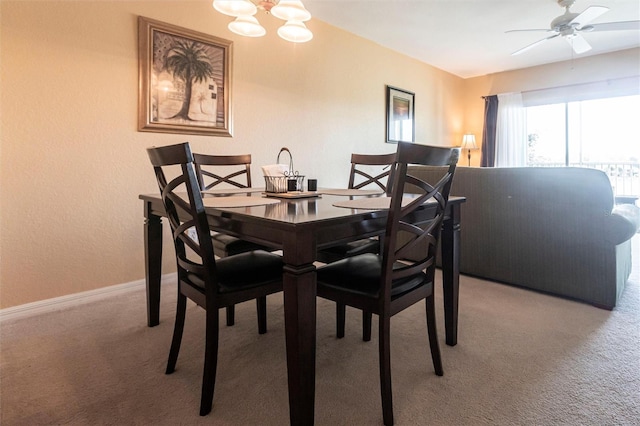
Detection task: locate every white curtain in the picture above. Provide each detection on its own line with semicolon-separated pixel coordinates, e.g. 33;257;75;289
495;92;527;167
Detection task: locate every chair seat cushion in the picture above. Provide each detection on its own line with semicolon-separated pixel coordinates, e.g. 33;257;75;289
317;238;380;263
211;232;270;257
317;253;427;298
187;250;283;293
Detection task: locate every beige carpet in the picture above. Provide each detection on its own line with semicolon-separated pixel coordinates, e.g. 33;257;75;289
2;241;638;425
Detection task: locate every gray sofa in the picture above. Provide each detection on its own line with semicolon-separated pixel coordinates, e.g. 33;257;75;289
406;166;640;309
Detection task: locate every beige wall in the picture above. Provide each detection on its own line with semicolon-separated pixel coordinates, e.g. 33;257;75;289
2;1;636;308
461;48;640;166
0;1;466;308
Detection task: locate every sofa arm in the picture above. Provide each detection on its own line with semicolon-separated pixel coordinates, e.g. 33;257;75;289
607;204;640;245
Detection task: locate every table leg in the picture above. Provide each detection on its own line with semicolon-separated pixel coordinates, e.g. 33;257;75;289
283;262;317;425
144;202;163;327
441;203;461;346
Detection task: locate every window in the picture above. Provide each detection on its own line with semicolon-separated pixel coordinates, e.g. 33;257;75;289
526;95;640;196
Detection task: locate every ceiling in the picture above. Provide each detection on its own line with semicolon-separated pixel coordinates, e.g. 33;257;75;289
303;0;640;79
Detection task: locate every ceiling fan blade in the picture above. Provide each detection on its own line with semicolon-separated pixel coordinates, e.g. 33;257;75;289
505;29;550;33
589;20;640;31
566;33;592;54
570;6;609;27
512;34;560;56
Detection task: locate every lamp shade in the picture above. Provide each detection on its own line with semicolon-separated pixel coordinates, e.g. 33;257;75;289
461;134;477;150
277;20;313;42
213;0;257;17
271;0;311;22
228;15;266;37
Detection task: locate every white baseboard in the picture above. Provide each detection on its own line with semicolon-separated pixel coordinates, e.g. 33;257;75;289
0;273;177;322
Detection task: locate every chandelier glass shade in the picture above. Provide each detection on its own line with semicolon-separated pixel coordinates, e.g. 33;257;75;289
212;0;312;43
228;15;267;37
213;0;257;17
271;1;311;22
278;20;313;43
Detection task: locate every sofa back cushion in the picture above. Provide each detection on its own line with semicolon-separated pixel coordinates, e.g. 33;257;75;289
407;166;618;304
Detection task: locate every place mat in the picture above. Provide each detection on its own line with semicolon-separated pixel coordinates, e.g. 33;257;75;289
264;191;321;199
333;196;417;210
202;187;265;195
203;196;281;208
318;188;384;196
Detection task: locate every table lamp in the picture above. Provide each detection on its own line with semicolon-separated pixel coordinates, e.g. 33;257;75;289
461;134;477;167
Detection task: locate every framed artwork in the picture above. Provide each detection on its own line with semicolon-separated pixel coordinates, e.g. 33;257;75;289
385;85;415;143
138;16;233;137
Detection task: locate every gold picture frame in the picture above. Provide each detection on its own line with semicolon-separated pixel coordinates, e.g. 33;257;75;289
138;16;233;137
386;85;415;144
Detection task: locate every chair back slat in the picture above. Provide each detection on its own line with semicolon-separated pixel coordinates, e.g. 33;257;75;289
380;142;459;301
193;153;253;190
348;152;396;191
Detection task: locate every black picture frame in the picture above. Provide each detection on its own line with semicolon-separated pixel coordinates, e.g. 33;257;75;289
386;85;415;143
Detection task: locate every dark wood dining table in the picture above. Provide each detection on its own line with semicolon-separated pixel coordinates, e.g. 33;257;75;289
139;191;465;425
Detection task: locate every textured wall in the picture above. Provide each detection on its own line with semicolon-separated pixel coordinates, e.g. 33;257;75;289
0;1;466;307
2;2;636;308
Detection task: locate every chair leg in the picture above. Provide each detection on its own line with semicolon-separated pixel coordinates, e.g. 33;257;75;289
200;307;220;416
257;296;267;334
363;311;372;342
226;305;235;326
336;303;346;338
166;291;187;375
378;315;394;426
426;294;443;376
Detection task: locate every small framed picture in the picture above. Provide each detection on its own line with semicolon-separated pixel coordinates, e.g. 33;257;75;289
386;85;415;143
138;16;233;137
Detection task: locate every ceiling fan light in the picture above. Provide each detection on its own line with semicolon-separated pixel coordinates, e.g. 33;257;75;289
277;20;313;43
228;15;266;37
213;0;257;17
271;0;311;22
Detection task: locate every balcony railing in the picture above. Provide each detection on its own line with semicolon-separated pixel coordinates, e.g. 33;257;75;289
528;162;640;197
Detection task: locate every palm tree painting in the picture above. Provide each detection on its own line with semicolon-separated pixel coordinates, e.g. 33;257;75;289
140;17;231;136
163;39;214;121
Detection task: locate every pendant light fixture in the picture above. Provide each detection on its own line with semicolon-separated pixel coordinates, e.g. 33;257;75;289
212;0;313;43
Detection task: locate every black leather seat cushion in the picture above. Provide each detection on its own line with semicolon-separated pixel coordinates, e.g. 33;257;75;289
186;250;283;293
317;253;428;298
317;238;380;263
211;233;270;257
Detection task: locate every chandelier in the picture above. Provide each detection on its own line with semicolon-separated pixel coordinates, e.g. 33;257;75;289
212;0;313;43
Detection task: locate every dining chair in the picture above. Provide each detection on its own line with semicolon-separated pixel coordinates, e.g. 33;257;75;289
316;152;396;264
316;142;459;426
193;153;273;257
316;152;396;342
193;152;275;327
147;142;283;416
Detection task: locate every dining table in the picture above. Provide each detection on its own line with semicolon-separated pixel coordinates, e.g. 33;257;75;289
139;188;465;425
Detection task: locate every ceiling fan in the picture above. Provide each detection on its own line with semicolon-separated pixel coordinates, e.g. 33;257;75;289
507;0;640;56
